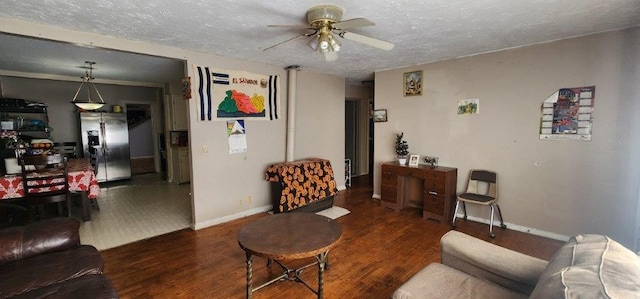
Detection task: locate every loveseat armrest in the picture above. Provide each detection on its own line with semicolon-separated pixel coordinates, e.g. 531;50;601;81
0;217;81;266
441;230;548;295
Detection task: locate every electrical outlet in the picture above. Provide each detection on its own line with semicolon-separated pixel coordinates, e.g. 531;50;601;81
202;145;208;153
247;196;252;204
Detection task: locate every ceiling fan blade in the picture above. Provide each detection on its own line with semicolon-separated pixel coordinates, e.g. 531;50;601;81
340;31;394;51
324;51;338;62
262;34;308;51
267;24;312;29
333;18;375;30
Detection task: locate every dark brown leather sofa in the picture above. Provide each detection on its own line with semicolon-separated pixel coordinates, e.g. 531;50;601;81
0;217;118;298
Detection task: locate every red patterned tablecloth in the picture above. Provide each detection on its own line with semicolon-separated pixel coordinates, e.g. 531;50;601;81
0;158;100;200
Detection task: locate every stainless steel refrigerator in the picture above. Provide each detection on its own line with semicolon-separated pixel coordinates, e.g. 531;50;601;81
80;112;131;182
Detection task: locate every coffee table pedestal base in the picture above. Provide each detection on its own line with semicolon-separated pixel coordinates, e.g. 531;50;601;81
246;251;329;299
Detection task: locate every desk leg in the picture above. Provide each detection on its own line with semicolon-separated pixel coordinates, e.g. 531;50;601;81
80;192;91;222
316;251;329;299
246;252;253;299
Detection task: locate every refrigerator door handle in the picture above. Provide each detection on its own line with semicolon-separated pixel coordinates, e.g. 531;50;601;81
100;122;107;155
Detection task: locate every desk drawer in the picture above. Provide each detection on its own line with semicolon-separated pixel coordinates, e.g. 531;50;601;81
424;172;447;194
381;171;397;185
423;194;445;214
385;165;422;177
381;184;397;203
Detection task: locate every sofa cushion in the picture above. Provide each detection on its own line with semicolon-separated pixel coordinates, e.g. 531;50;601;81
0;218;80;266
441;230;548;294
530;234;640;298
0;245;103;298
392;263;528;299
11;274;118;299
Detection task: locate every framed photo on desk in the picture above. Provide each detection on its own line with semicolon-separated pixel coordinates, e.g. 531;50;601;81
408;154;420;167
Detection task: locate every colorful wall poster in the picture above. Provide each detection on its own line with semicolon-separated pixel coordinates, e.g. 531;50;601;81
540;86;595;140
227;120;247;154
193;65;280;121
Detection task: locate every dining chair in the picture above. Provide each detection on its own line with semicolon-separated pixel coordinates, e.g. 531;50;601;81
53;142;78;159
18;154;71;221
451;169;506;238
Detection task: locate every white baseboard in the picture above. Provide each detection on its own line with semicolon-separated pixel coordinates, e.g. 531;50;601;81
454;213;570;242
370;194;568;241
337;185;346;191
192;205;271;230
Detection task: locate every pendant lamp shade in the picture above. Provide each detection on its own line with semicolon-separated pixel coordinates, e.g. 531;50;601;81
71;61;105;110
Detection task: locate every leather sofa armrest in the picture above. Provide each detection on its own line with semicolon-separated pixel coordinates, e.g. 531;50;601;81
0;218;81;265
440;230;548;295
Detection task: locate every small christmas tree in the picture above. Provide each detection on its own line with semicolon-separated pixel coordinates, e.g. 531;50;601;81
395;133;409;157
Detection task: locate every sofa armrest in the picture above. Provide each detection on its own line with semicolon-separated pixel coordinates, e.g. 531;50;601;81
0;218;81;265
440;230;548;295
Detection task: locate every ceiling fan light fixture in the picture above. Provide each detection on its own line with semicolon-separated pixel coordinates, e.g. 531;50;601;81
318;33;331;52
308;37;319;51
328;35;341;52
71;61;106;110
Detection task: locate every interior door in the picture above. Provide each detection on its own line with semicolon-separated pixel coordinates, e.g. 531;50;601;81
345;100;358;179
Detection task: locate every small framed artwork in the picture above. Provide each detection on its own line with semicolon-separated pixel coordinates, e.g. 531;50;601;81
170;131;189;147
182;77;192;100
457;99;479;115
372;109;388;122
403;70;423;96
408;154;420;167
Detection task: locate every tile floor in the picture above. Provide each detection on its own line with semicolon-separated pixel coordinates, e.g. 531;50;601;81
78;173;192;251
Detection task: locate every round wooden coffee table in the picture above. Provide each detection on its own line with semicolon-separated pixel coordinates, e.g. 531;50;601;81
238;212;342;299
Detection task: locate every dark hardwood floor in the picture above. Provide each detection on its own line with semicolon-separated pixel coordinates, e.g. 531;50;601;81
101;174;564;298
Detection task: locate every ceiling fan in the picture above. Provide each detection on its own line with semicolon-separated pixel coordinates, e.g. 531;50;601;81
264;4;394;61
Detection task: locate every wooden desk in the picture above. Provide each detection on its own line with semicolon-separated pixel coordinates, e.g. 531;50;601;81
238;213;342;299
380;162;457;223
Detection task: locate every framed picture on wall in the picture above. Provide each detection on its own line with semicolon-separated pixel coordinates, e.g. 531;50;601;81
170;131;188;147
372;109;388;122
403;70;423;96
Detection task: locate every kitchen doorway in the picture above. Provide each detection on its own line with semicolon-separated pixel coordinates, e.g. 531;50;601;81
126;104;158;176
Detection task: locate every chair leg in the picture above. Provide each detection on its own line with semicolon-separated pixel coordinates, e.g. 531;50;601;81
91;198;100;210
489;204;496;238
66;198;72;218
495;203;507;229
462;202;467;220
452;200;460;228
57;202;64;217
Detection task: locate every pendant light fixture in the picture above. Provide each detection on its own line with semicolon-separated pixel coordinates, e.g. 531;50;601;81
71;61;106;110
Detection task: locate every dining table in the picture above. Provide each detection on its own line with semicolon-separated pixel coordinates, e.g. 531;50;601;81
0;158;100;221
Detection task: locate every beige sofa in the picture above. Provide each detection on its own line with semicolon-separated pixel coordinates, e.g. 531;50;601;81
393;230;640;298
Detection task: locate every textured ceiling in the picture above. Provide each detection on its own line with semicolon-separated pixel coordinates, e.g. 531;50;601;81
0;0;639;86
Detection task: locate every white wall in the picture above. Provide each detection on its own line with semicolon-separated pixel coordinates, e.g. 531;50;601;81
1;17;347;231
374;27;640;248
295;71;345;186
